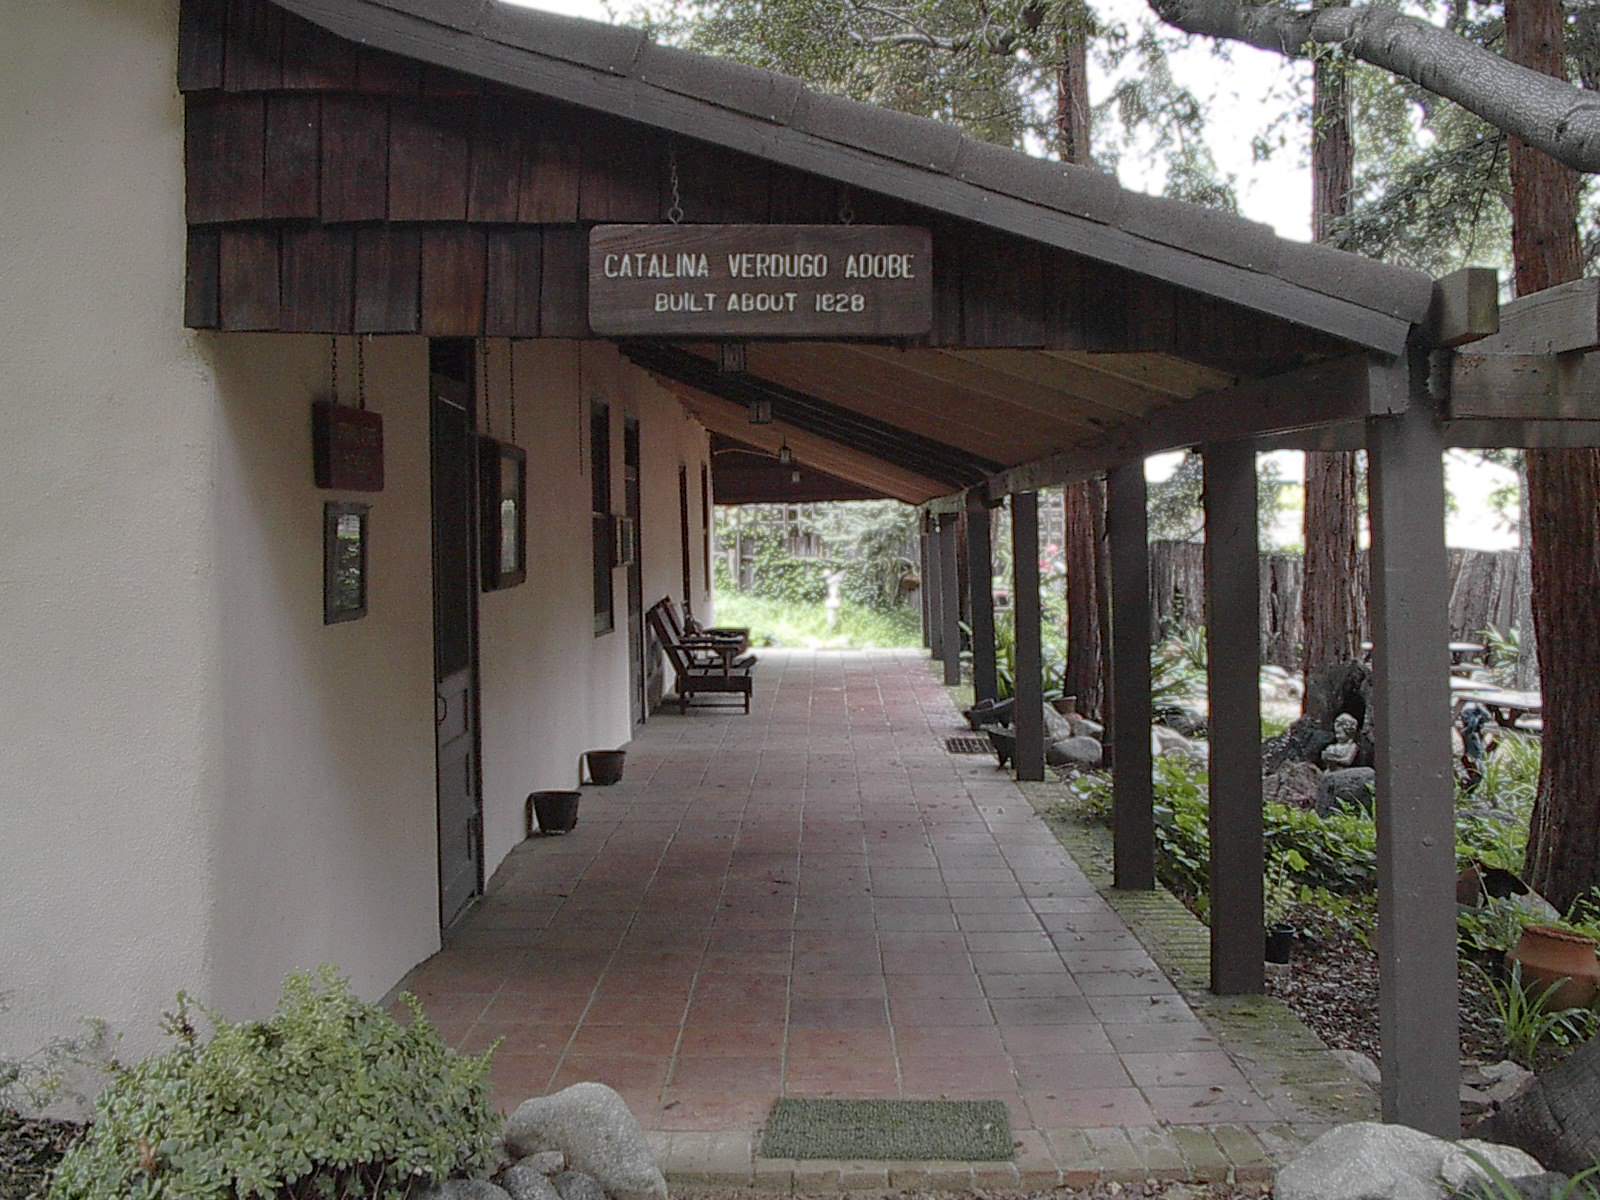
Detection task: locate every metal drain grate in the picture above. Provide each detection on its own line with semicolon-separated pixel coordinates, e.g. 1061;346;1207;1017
946;735;992;755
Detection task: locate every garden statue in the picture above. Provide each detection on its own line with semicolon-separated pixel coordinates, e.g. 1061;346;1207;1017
1321;712;1360;769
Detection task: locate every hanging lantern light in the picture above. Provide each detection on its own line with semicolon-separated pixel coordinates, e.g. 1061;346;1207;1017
790;469;801;484
778;440;793;466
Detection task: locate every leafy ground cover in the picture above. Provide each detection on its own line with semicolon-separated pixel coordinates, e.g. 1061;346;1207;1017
714;593;923;649
1052;734;1600;1072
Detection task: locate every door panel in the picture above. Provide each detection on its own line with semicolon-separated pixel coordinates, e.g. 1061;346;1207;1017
430;341;482;931
624;420;644;726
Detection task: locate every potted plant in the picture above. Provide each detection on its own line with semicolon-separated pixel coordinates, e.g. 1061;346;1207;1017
1507;924;1600;1010
526;790;581;836
583;748;627;786
1264;863;1299;964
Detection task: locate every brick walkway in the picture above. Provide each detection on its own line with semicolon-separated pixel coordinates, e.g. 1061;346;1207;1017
397;649;1330;1184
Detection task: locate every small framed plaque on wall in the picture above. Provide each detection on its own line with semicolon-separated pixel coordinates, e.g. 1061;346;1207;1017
323;502;370;624
479;437;527;591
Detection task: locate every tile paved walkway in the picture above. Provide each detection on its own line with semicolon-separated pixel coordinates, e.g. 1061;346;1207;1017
398;650;1314;1161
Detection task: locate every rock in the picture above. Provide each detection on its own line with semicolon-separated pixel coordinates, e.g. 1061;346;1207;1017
552;1171;607;1200
1439;1141;1547;1190
1332;1048;1382;1090
1263;718;1338;772
1481;1060;1536;1105
522;1152;567;1176
1047;736;1103;769
417;1183;514;1200
1317;767;1376;817
1461;1084;1495;1120
501;1165;562;1200
504;1083;667;1200
1265;761;1323;810
1277;1122;1547;1200
1043;704;1075;742
1460;1175;1576;1200
1155;703;1207;736
1068;714;1103;740
1151;725;1204;762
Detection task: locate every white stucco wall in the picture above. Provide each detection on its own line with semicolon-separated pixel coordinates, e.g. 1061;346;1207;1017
476;341;711;877
204;334;440;1021
0;0;712;1079
0;0;223;1071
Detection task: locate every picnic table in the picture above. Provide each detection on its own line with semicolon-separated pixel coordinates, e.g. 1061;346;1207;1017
1453;686;1542;729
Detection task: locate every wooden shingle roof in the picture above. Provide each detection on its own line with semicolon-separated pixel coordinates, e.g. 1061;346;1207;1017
274;0;1434;354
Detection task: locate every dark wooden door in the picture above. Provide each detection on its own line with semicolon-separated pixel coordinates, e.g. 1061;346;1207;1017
430;340;482;930
624;420;645;726
678;465;693;615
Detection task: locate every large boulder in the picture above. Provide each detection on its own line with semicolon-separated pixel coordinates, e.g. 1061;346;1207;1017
1276;1122;1545;1200
500;1165;562;1200
552;1171;607;1200
417;1184;513;1200
1265;761;1323;810
1046;736;1103;769
1263;717;1338;772
504;1084;667;1200
1317;767;1376;817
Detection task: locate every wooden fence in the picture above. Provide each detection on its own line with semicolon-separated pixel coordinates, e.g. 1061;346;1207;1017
1147;540;1522;669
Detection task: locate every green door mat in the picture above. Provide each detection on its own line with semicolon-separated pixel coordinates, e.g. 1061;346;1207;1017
759;1098;1014;1161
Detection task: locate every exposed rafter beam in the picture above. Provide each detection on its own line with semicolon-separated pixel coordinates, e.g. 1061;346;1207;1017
622;341;1000;487
982;353;1403;497
687;344;1075;461
665;383;947;503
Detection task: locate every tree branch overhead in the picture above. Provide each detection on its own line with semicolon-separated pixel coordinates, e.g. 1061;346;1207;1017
1150;0;1600;173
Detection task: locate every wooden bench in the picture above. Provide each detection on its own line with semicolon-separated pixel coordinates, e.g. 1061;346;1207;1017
647;599;755;714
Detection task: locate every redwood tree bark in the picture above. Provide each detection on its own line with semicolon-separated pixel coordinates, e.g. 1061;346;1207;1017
1064;479;1106;719
1300;28;1365;702
1509;0;1600;914
1056;31;1111;722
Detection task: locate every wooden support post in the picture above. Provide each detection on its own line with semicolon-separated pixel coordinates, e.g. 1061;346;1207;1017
919;527;932;649
926;518;945;661
1203;443;1264;995
1107;463;1154;891
938;512;962;686
1368;359;1459;1137
1011;491;1045;781
967;493;998;703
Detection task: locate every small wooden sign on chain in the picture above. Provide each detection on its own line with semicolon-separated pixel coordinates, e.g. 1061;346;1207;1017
588;224;933;338
312;401;384;492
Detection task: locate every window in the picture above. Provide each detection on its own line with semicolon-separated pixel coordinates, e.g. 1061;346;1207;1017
591;402;614;635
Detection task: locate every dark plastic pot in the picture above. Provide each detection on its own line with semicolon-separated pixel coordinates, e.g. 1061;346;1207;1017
1265;924;1297;964
529;790;581;835
584;749;627;786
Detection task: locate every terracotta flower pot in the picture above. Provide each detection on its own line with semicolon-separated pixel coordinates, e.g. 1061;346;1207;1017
1507;924;1600;1010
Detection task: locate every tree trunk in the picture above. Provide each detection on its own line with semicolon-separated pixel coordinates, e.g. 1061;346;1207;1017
1300;29;1364;703
1055;31;1110;724
1512;454;1539;691
1473;1034;1600;1174
1064;478;1106;720
1509;0;1600;915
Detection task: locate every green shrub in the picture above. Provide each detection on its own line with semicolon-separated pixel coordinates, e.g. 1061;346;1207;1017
49;967;497;1200
1075;757;1379;916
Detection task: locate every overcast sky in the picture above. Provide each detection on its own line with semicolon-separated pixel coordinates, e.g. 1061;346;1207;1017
508;0;1521;550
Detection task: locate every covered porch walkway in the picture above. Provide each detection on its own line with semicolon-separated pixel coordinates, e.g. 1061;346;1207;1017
399;650;1345;1181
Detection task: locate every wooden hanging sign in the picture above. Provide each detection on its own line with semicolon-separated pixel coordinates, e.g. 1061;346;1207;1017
588;224;933;338
312;401;384;491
